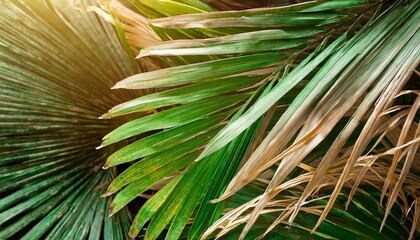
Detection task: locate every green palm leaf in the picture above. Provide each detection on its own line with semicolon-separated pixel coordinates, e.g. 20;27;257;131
1;0;419;239
100;0;419;239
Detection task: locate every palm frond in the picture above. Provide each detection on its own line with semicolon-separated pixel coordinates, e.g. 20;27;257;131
94;0;420;239
2;0;418;239
0;0;140;238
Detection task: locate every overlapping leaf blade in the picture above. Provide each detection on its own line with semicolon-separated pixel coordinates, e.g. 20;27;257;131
95;0;420;239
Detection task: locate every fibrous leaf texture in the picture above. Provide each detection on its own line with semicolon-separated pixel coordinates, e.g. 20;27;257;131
1;0;419;240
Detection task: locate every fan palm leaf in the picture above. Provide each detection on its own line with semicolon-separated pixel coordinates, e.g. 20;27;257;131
0;0;140;238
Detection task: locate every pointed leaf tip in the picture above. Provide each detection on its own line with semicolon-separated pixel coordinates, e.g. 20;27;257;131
194;153;205;162
100;113;110;119
210;195;229;203
108;207;115;217
100;192;114;198
137;50;148;58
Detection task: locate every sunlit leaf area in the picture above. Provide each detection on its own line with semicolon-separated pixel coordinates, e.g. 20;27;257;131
1;0;419;239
